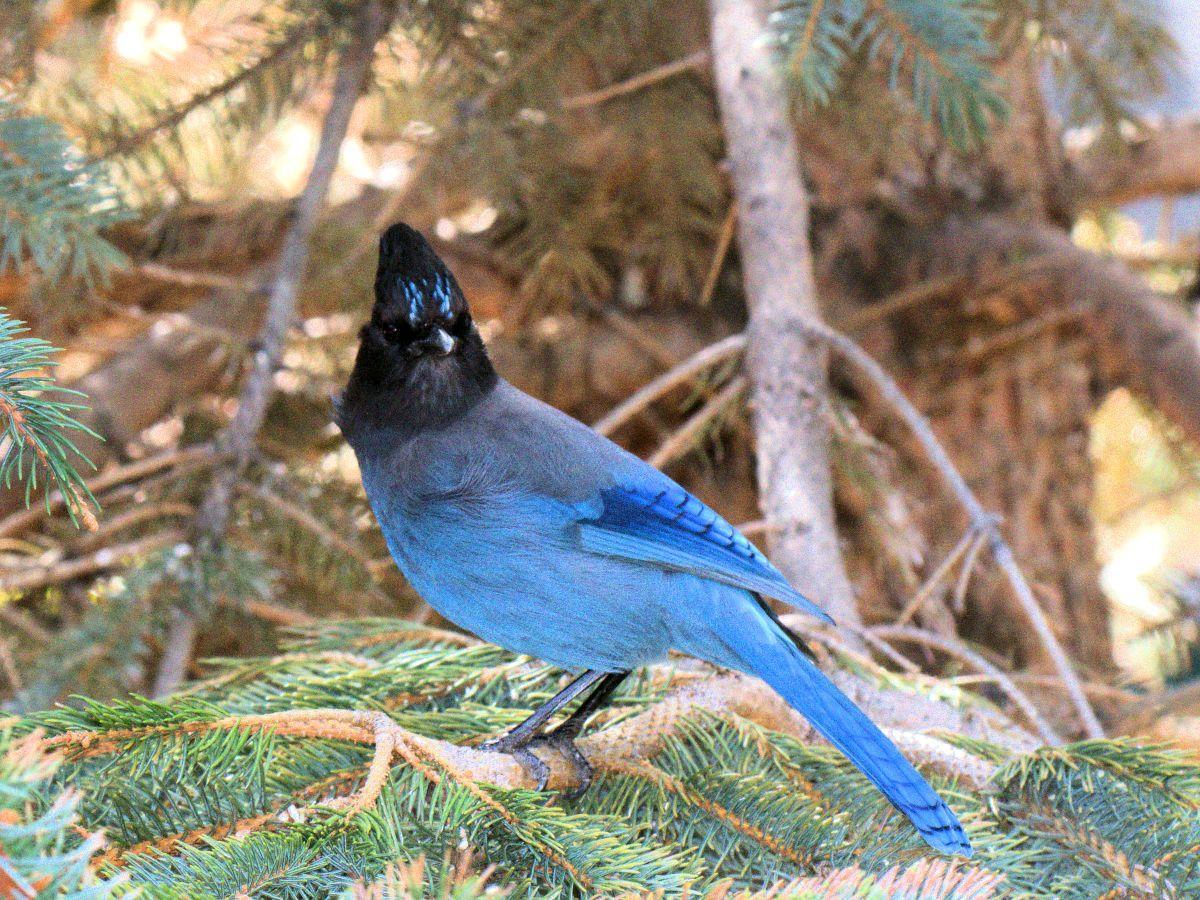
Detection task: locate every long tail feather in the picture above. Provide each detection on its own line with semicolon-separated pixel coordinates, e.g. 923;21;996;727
721;619;973;856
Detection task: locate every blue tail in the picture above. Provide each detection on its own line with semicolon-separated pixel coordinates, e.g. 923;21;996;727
716;616;973;856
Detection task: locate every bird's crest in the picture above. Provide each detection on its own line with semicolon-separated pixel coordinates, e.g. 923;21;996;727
375;223;466;327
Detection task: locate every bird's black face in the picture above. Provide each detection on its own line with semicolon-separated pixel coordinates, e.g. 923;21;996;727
340;223;497;440
370;223;475;361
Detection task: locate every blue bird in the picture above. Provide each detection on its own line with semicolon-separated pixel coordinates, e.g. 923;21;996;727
338;223;972;857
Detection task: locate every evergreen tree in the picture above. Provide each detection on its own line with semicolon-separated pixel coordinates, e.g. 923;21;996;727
2;0;1199;895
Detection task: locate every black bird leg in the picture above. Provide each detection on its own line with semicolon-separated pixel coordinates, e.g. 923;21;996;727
541;671;628;800
479;670;628;797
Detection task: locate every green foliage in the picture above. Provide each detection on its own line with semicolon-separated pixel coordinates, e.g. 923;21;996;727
0;101;126;285
772;0;1006;147
0;726;117;897
0;309;98;527
1037;0;1177;131
13;620;1200;896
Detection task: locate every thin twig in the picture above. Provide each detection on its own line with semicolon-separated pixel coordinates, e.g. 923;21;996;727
952;529;987;613
592;333;746;436
0;444;217;538
648;375;747;469
0;529;183;593
0;604;51;642
471;0;607;113
840;253;1070;332
577;293;679;370
698;205;736;308
236;482;377;575
134;262;260;293
0;638;22;693
796;319;1104;738
74;502;194;551
221;595;315;627
870;624;1062;745
562;50;710;110
894;528;976;626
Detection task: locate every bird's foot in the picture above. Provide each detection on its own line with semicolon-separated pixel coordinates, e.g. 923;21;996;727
478;732;552;791
477;728;594;799
540;729;594;801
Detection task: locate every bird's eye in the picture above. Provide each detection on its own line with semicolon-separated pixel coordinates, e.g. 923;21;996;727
449;311;472;337
377;319;414;343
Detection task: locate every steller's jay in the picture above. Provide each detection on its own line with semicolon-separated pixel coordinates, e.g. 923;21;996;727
338;223;972;856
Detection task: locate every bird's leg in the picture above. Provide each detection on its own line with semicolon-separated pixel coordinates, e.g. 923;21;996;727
478;670;607;789
539;671;629;800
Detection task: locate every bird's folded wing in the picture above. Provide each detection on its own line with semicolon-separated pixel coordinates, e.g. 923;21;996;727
575;479;834;624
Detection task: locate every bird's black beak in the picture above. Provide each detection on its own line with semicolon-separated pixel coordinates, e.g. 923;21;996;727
414;326;456;356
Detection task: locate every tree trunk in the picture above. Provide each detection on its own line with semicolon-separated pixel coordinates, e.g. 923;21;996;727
707;0;858;626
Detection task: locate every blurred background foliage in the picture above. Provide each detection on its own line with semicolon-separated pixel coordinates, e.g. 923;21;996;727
1;0;1200;893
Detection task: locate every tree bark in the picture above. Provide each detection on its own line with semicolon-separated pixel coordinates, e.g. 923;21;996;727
152;0;396;697
707;0;858;626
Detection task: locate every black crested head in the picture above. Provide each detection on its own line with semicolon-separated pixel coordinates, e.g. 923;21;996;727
338;223;496;443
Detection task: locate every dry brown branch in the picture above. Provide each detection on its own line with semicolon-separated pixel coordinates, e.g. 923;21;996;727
592;333;747;436
0;604;51;642
1110;681;1200;735
870;624;1061;745
74;502;194;551
934;215;1200;453
132;263;260;293
1070;117;1200;206
562;50;711;110
894;528;976;626
218;594;315;627
0;529;183;593
840;253;1071;333
648;375;747;469
577;294;680;370
952;530;987;613
152;0;397;698
796;319;1104;738
236;482;378;575
0;444;217;538
699;206;737;308
0;638;22;693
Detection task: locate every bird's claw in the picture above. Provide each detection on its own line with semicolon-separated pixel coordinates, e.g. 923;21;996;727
544;731;594;801
478;729;594;799
479;733;552;791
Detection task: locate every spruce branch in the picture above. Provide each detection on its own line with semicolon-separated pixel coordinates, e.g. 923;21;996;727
0;310;99;531
18;623;1200;893
771;0;1005;146
0;443;215;538
99;19;326;161
0;101;126;287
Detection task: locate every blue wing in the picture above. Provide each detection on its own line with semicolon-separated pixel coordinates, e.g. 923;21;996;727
575;478;834;625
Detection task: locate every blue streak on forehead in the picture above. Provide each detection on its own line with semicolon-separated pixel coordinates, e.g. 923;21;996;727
401;278;422;322
433;273;453;316
397;272;455;322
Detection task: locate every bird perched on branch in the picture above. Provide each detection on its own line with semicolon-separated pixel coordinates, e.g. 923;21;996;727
339;222;972;856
